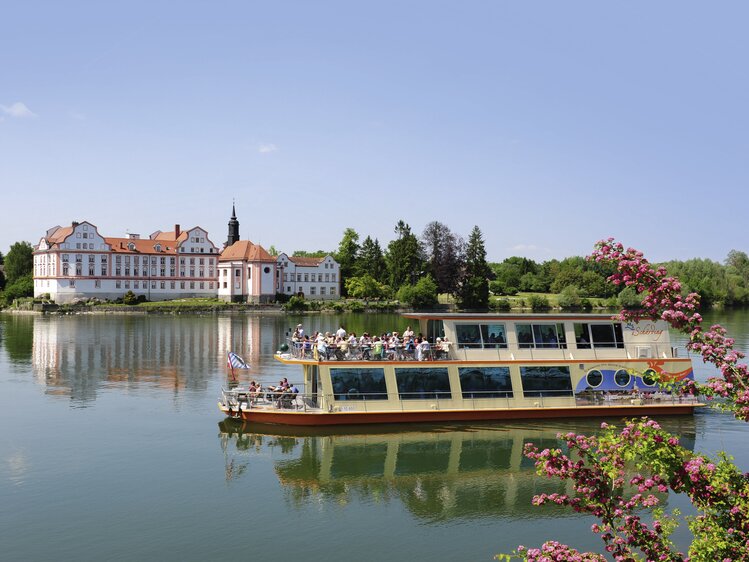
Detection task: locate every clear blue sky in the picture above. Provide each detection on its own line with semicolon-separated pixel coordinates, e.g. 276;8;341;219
1;1;746;264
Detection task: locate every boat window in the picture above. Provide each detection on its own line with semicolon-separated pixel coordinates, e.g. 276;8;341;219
574;323;624;349
456;324;482;348
395;367;451;400
455;323;508;349
614;369;631;387
515;323;567;349
586;369;603;388
481;324;507;348
519;366;573;397
330;368;388;400
641;368;657;386
458;367;513;398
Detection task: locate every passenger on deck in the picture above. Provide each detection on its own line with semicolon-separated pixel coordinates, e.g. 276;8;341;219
417;338;431;361
336;325;347;339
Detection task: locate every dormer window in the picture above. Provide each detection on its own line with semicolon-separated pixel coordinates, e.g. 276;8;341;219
154;244;162;252
128;242;135;251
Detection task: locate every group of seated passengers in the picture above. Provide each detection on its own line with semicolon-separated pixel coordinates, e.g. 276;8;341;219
247;378;299;405
291;325;451;360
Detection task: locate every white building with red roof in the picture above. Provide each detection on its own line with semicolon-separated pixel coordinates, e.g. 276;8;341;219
275;253;340;300
217;240;277;303
33;221;220;303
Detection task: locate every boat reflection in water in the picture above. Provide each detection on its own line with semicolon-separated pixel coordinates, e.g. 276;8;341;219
218;417;696;522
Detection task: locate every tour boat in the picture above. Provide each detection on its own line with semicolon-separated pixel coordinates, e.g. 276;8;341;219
218;313;701;426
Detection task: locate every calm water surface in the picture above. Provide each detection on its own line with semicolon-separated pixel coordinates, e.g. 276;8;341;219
1;311;748;561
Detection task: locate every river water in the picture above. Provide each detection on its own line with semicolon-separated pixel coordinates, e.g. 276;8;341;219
1;310;748;561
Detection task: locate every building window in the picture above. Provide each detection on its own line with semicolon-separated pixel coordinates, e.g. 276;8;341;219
330;286;336;295
70;280;75;287
124;281;130;289
264;266;270;274
223;282;228;289
160;282;165;289
310;286;316;295
94;280;101;288
320;286;326;295
332;273;336;282
200;282;204;289
209;282;214;289
116;281;121;288
180;282;185;289
170;282;175;289
235;269;240;277
325;273;330;282
190;282;195;289
134;281;139;289
247;267;252;278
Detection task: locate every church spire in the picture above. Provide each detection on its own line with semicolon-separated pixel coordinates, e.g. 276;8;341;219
227;201;240;246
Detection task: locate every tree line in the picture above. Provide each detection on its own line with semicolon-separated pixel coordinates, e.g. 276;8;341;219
330;220;491;309
3;229;749;310
317;221;749;310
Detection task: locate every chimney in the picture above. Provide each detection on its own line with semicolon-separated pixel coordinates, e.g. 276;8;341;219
175;224;181;238
72;221;79;228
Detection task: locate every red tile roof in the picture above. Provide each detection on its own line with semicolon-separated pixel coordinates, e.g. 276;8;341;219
288;256;326;266
220;240;274;262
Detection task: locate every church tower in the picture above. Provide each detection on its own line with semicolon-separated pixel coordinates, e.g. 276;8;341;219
227;203;240;247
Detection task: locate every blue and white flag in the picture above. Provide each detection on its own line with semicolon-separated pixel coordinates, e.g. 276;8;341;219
227;351;250;370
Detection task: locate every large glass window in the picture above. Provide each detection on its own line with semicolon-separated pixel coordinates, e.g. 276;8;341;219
395;367;451;400
330;368;387;400
456;323;508;349
574;323;624;349
458;367;513;398
456;324;482;348
516;323;567;349
519;366;573;397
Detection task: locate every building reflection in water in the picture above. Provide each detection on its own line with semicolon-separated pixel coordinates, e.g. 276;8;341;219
28;315;278;403
218;418;697;522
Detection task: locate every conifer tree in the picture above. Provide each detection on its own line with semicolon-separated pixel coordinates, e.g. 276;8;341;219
458;226;491;309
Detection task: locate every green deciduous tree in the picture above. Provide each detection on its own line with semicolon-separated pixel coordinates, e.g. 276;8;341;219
421;221;465;295
292;250;329;257
335;228;360;296
2;274;34;305
396;275;438;309
458;226;491;309
4;241;34;285
345;274;391;299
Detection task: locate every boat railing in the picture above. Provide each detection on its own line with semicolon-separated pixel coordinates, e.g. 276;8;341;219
221;387;701;415
286;339;688;362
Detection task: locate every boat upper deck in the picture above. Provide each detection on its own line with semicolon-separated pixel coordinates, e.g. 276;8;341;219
280;313;684;365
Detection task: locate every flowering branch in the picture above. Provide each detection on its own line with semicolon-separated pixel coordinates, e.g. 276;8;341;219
499;239;749;561
591;238;749;420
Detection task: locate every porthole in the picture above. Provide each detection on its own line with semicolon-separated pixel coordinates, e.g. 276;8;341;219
614;369;631;387
642;369;657;386
586;369;603;388
264;266;271;274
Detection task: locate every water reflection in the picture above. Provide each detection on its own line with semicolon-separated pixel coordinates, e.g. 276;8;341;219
23;315;281;402
7;312;407;404
218;418;697;522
